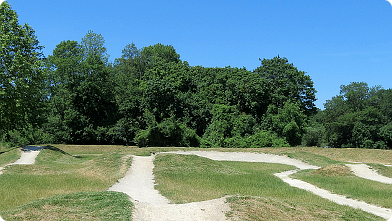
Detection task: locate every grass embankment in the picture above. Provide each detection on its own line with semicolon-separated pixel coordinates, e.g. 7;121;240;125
2;191;133;221
0;145;133;220
292;164;392;209
154;153;383;220
0;148;21;167
271;148;392;210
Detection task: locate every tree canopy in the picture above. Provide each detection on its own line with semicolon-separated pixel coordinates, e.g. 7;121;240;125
0;1;46;145
1;1;391;149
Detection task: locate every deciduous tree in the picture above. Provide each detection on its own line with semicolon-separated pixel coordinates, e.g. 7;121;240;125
0;2;46;139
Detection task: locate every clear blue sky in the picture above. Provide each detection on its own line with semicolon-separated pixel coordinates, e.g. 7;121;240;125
5;0;392;109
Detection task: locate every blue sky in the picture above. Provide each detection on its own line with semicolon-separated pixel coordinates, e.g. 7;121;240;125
5;0;392;109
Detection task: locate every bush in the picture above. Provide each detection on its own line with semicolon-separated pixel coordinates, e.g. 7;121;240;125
223;136;249;148
373;141;387;149
1;130;29;147
363;140;374;149
248;130;289;148
135;117;200;147
302;126;325;147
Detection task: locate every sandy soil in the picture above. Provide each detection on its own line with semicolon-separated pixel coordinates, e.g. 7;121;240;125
108;155;230;221
275;169;392;219
0;146;43;174
346;163;392;184
109;151;392;221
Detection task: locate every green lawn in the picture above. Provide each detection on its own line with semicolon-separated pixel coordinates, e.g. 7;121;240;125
0;148;20;167
292;164;392;209
153;153;383;220
0;145;133;219
1;191;133;221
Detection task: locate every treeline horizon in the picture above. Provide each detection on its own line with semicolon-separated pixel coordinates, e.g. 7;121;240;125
1;2;391;149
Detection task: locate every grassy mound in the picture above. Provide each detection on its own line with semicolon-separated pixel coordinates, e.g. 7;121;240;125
154;153;383;220
311;164;353;176
0;146;131;211
226;195;380;221
1;191;133;221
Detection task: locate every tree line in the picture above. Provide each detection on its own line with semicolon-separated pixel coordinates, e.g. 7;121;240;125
1;2;391;149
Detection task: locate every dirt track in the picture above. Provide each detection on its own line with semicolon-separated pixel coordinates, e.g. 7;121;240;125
109;151;392;220
0;146;43;175
1;148;392;220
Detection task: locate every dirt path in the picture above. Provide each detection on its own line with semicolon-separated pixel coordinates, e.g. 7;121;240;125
275;169;392;220
108;155;229;221
346;163;392;184
108;156;170;204
109;151;392;220
0;146;43;175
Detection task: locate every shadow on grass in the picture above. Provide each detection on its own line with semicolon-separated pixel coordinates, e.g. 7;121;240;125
43;145;82;158
0;147;18;157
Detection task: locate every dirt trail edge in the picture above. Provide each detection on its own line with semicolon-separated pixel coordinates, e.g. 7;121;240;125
108;155;229;221
0;146;44;175
346;163;392;184
110;151;392;220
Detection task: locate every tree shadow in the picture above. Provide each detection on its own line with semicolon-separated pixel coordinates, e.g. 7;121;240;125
43;145;82;158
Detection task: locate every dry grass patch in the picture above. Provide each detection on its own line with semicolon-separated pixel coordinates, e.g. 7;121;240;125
1;191;133;221
298;148;392;165
226;196;381;221
0;146;130;211
311;164;353;177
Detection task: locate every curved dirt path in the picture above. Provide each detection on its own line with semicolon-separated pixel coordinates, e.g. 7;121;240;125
275;169;392;220
346;163;392;184
108;155;229;221
0;146;44;174
110;151;392;220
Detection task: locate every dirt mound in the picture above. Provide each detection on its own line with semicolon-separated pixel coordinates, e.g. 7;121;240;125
312;164;352;176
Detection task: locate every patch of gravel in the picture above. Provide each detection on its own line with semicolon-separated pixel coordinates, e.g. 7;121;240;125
0;146;44;175
346;163;392;184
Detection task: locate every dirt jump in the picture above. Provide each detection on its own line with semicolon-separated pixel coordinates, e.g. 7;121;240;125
1;148;392;220
109;151;392;220
0;146;44;174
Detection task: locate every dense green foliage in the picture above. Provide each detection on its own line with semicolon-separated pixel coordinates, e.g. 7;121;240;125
0;2;46;146
311;82;392;149
1;2;391;149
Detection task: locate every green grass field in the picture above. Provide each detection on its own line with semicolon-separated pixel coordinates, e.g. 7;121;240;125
0;145;391;220
0;148;20;167
0;145;133;220
153;153;384;220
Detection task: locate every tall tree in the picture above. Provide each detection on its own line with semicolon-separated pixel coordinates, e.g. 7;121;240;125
0;1;46;135
254;56;317;116
80;30;109;63
45;32;117;144
322;82;390;149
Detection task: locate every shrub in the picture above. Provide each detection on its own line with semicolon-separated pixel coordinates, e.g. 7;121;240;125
135;117;200;147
